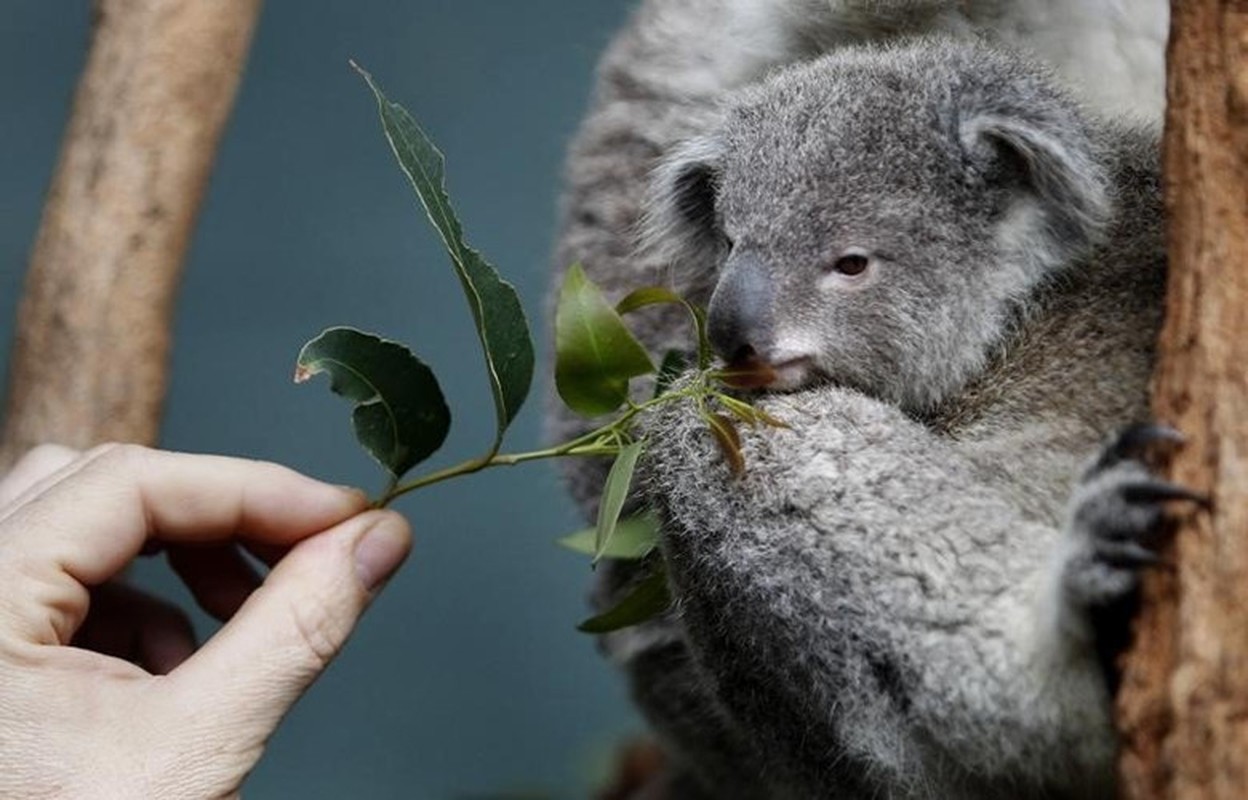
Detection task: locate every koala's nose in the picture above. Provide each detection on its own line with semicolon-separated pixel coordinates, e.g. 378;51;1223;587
707;252;775;364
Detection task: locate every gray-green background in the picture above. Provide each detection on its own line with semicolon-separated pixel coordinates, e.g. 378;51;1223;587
0;2;642;796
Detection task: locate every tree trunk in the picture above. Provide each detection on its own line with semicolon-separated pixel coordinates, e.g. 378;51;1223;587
1116;2;1248;798
0;0;263;471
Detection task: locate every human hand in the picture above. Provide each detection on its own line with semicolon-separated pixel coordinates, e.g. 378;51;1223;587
0;444;411;799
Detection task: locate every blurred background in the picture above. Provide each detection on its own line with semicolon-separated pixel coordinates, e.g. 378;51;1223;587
0;1;642;797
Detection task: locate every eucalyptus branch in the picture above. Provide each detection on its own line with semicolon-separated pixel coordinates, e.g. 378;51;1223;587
379;377;713;504
298;65;784;632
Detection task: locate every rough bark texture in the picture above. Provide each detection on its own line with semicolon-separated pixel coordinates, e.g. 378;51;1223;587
0;0;263;471
1116;2;1248;798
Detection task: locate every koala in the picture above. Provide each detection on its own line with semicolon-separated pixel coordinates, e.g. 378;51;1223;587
549;3;1175;799
550;0;1167;509
607;40;1172;798
555;37;1191;800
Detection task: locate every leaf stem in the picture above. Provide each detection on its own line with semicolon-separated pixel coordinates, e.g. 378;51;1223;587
373;474;401;509
379;383;705;505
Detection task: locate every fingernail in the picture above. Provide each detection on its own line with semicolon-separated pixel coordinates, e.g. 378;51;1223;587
354;514;410;592
337;485;372;507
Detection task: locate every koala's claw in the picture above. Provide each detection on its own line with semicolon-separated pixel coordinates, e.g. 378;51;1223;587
1120;478;1209;508
1089;422;1183;473
1064;426;1206;610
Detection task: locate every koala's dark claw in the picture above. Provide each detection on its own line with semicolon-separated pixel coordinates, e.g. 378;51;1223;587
1091;423;1185;473
1120;478;1210;509
1064;425;1206;612
1095;539;1162;569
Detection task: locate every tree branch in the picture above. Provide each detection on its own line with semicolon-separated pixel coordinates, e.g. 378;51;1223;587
1117;3;1248;798
0;0;263;470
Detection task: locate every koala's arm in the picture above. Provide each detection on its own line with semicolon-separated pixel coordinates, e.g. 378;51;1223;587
641;386;1117;796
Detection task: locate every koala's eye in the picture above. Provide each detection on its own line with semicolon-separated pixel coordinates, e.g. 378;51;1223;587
831;253;869;276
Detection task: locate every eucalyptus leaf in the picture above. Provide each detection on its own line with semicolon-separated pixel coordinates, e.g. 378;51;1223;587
355;63;534;451
705;412;745;476
719;393;792;430
577;563;672;634
595;440;645;563
718;394;762;427
555;264;655;416
295;327;450;477
558;514;660;560
615;286;685;315
616;286;712;369
753;406;792;429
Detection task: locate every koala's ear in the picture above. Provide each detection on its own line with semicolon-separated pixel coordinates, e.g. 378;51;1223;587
960;107;1111;273
641;135;727;275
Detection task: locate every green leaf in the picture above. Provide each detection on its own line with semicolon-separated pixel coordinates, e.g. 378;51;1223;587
557;514;660;560
295;327;450;477
354;63;534;452
555;264;655;416
614;286;685;315
616;286;712;369
718;394;761;426
718;392;791;430
594;440;644;563
754;407;792;429
577;563;672;633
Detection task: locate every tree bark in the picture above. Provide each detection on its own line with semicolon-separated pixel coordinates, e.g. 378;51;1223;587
1116;2;1248;798
0;0;263;471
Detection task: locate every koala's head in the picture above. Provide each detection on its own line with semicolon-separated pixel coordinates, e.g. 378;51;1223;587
646;39;1111;411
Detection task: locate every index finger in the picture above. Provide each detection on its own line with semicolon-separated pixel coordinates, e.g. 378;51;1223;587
0;444;368;644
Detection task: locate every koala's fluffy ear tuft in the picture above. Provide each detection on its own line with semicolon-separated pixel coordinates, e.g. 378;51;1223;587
960;102;1112;276
641;135;727;281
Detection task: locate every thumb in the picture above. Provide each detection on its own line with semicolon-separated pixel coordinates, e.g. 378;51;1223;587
171;509;411;743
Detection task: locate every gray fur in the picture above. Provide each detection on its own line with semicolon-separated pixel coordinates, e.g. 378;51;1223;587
658;44;1117;409
549;4;1167;798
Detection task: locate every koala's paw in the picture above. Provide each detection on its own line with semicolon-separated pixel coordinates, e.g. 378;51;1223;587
1063;424;1207;610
